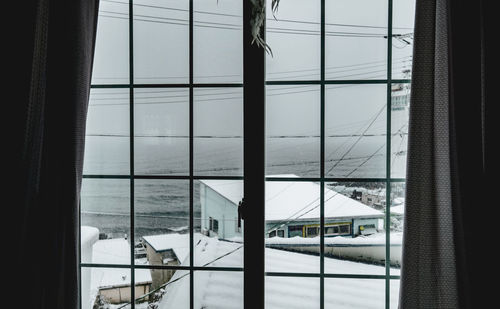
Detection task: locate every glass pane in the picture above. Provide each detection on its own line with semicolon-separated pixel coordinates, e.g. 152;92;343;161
150;271;190;308
135;180;190;267
134;269;181;308
194;88;243;176
194;0;243;83
92;0;129;84
392;0;416;79
325;84;386;178
324;182;387;275
390;83;410;178
134;88;189;175
265;276;320;308
84;89;129;175
325;0;388;80
265;0;321;81
390;280;401;308
324;278;387;308
265;181;320;273
390;182;405;275
134;0;189;84
266;85;320;177
81;179;130;265
194;271;243;308
194;179;244;268
83;267;132;309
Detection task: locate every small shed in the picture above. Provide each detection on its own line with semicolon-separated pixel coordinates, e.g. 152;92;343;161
142;233;189;289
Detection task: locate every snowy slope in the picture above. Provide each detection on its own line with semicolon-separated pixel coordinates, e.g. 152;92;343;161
159;235;400;309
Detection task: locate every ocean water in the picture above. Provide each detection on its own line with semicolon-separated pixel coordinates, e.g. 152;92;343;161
81;124;408;239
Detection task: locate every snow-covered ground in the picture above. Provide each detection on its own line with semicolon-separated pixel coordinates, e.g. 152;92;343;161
87;233;400;308
158;235;400;309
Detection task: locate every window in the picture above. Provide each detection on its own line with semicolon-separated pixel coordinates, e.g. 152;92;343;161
306;226;319;237
81;0;244;308
288;225;304;237
324;223;351;236
81;0;414;308
263;0;414;307
212;218;219;233
339;224;350;235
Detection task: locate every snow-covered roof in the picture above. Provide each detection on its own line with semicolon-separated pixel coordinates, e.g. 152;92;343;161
91;238;151;290
200;175;383;222
159;235;400;309
390;204;405;216
393;197;405;205
365;188;386;197
142;233;190;262
81;226;99;247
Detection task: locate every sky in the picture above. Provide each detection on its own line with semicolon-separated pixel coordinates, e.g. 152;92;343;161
85;0;415;178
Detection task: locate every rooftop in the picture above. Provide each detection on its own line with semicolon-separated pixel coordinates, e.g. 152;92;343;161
142;233;190;263
91;238;151;289
200;175;383;222
159;235;400;309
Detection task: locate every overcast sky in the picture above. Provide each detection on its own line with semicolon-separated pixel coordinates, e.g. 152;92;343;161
85;0;415;177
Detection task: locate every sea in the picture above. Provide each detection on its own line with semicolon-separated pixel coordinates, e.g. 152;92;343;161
81;134;407;240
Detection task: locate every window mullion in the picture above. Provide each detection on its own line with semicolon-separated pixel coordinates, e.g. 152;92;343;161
386;0;394;308
129;0;135;308
243;1;266;308
320;0;326;309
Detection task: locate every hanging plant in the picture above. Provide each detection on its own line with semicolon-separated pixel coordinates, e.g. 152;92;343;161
250;0;280;55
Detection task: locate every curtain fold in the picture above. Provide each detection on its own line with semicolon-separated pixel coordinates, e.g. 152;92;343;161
13;0;99;308
400;0;492;308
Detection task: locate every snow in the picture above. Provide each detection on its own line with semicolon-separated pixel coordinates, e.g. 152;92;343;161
390;205;405;215
393;197;405;205
93;238;130;265
200;175;383;222
159;234;400;309
81;226;99;248
89;238;152;306
265;232;402;246
81;226;99;309
365;188;386;197
142;233;190;263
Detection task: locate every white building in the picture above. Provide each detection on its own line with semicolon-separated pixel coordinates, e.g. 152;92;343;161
199;175;384;240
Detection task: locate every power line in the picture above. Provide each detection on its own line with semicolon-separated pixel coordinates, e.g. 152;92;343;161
98;13;411;39
90;56;412;81
101;0;413;31
115;242;244;309
325;103;386;176
89;69;412;107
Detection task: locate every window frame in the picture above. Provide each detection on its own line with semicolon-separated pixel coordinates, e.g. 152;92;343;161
80;0;411;308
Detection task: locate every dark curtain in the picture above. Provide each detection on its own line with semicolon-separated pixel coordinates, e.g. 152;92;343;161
400;0;495;308
6;0;99;308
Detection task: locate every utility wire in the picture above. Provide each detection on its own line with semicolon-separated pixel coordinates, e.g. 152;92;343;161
101;0;413;30
115;243;243;309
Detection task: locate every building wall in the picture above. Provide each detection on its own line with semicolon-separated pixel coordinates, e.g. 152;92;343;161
200;183;243;240
145;244;180;289
267;218;381;238
81;226;99;309
201;184;382;239
99;284;150;304
352;218;381;236
361;192;385;208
